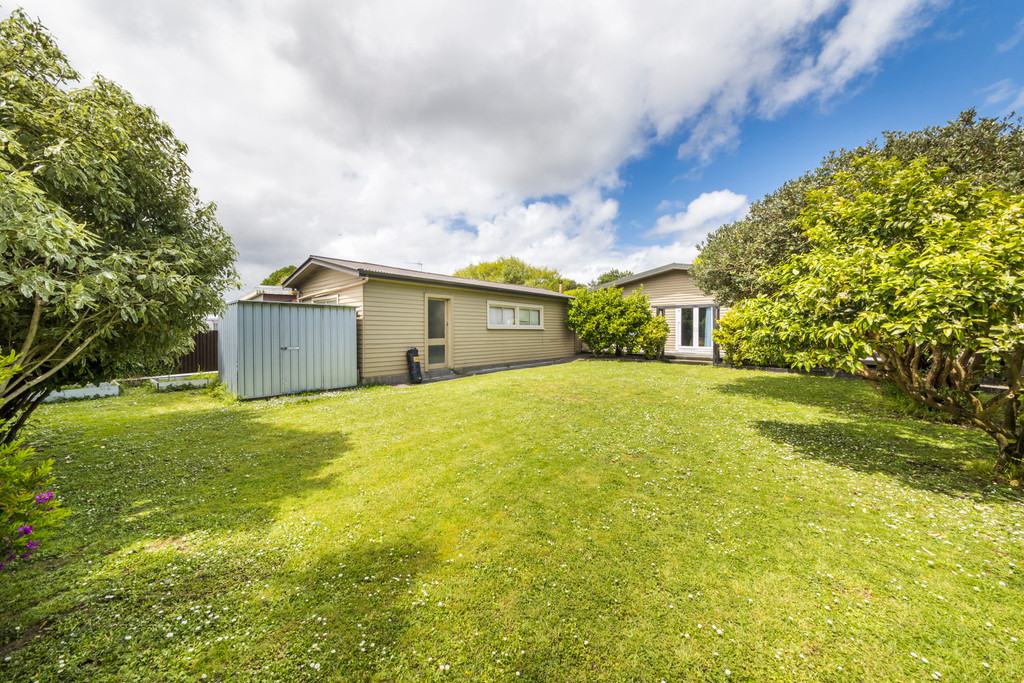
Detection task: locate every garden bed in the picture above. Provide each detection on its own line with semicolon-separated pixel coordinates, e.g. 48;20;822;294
43;381;120;403
150;372;216;392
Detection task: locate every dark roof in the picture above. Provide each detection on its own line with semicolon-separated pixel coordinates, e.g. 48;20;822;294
285;256;572;300
596;262;693;289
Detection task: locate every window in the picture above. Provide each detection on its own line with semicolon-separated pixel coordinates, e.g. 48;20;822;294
519;307;540;327
489;306;515;326
676;306;714;349
487;301;544;329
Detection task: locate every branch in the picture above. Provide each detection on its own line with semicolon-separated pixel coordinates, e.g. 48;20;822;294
0;294;42;397
1;314;117;409
924;344;943;391
5;308;108;392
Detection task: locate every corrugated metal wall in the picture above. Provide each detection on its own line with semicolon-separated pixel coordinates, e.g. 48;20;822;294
218;301;357;399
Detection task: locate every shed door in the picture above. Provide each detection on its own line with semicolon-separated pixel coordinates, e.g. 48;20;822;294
279;305;321;395
426;298;449;368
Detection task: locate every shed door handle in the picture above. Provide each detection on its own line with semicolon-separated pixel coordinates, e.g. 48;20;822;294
281;346;300;351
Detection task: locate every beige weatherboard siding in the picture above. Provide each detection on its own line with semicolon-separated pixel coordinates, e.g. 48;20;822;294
283;256;575;384
600;263;720;357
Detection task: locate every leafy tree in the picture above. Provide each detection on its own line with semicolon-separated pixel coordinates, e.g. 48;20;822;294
566;287;666;357
691;175;817;305
719;156;1024;477
589;269;633;288
454;256;580;292
693;110;1024;305
261;265;297;286
0;10;238;445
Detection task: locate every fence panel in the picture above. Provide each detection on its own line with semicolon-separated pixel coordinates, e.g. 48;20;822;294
174;330;219;374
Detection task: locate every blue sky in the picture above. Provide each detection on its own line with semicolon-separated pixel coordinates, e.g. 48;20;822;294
11;1;1024;292
614;1;1024;254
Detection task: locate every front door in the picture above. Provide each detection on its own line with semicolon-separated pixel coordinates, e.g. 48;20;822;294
426;298;449;368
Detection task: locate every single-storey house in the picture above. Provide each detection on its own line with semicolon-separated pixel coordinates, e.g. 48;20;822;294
238;285;298;302
282;256;577;384
600;263;720;360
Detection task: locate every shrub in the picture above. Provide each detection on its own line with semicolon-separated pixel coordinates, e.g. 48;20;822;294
714;302;789;367
633;315;669;359
1;439;63;570
566;287;665;357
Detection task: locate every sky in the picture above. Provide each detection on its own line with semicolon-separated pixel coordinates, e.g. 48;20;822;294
9;1;1024;295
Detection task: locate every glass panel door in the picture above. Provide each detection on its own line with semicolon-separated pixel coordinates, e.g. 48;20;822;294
697;306;712;347
678;307;693;348
427;298;447;367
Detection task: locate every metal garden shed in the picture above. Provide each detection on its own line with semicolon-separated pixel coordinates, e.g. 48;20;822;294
218;301;357;399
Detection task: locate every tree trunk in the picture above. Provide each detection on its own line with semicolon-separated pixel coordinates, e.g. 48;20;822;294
996;439;1024;480
1;389;51;446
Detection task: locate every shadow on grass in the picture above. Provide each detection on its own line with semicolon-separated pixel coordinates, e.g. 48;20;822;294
1;392;352;621
754;419;1024;503
717;373;1021;503
57;399;351;545
714;371;874;413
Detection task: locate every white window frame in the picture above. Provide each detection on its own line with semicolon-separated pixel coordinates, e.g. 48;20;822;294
487;300;544;330
675;305;714;351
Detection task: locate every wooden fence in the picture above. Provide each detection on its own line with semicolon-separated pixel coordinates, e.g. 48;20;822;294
173;330;218;374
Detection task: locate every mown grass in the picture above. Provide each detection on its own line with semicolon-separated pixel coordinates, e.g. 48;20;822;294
2;360;1022;681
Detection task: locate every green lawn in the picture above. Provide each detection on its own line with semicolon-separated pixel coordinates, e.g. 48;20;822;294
2;361;1022;681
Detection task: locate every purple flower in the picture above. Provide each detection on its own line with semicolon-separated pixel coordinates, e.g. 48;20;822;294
16;525;33;538
35;492;54;504
25;540;39;550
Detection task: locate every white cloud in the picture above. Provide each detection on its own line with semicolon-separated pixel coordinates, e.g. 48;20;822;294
650;191;749;237
765;0;940;113
11;0;937;292
982;79;1024;113
997;16;1024;53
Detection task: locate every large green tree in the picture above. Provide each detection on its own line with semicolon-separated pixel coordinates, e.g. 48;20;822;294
0;10;238;443
453;256;580;292
261;265;297;286
589;269;633;288
720;157;1024;477
692;110;1024;305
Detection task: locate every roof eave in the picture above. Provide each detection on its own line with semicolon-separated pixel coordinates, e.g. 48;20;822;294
365;271;571;299
598;262;692;289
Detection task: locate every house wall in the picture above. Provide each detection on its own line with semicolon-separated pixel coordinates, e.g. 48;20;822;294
620;270;716;354
360;279;575;383
294;269;366;378
291;266;364;300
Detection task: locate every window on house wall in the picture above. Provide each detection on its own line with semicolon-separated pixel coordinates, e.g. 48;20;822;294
676;306;714;348
489;305;515;326
487;301;544;329
518;307;540;326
